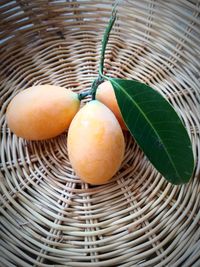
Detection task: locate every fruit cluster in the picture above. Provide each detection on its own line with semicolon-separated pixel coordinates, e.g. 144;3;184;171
6;82;126;185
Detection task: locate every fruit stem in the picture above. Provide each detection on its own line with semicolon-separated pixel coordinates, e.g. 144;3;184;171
78;90;92;101
91;76;104;100
99;2;118;78
78;75;104;101
79;2;119;102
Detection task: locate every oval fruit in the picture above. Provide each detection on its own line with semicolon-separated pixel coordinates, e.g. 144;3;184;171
96;80;127;130
6;85;80;140
67;100;125;185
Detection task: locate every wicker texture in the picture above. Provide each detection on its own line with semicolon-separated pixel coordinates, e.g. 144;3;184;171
0;0;200;266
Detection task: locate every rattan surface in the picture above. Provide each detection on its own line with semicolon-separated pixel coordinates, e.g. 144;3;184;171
0;1;200;266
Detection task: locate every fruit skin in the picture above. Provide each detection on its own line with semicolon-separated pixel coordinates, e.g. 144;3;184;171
96;80;127;130
6;85;80;140
67;100;125;185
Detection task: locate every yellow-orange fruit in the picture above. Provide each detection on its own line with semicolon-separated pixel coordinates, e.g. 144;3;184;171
96;80;127;130
6;85;80;140
67;100;125;185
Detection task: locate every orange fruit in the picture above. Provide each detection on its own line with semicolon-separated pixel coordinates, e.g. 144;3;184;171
6;85;80;140
67;100;125;185
96;80;127;130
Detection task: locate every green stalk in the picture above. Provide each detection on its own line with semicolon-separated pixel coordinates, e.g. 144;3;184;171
91;77;104;100
78;2;119;101
78;90;92;101
99;11;117;77
91;2;118;99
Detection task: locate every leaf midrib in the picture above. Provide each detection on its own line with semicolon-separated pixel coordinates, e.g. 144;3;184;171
111;79;180;179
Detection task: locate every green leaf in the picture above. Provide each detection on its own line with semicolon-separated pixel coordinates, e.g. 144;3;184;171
109;78;194;185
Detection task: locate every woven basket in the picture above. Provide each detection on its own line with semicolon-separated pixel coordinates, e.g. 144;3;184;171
0;1;200;266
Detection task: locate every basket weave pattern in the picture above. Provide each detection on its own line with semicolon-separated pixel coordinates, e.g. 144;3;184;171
0;1;200;266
